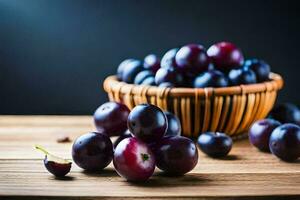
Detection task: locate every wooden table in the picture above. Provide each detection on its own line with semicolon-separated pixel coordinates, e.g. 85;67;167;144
0;116;299;200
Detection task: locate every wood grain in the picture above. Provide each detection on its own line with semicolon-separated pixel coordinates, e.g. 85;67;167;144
0;116;299;200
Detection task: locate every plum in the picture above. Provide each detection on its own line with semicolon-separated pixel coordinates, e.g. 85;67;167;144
269;123;300;162
249;119;281;152
197;132;232;158
113;137;155;181
72;132;113;171
154;136;198;176
94;102;130;137
128;104;167;143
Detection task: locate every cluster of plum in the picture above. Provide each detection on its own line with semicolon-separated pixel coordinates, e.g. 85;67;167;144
249;103;300;162
116;42;271;88
36;102;199;181
75;102;200;181
113;104;199;181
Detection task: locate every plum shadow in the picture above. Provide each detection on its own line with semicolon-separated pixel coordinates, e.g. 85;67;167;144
82;168;118;177
217;154;240;160
54;176;75;181
128;173;211;188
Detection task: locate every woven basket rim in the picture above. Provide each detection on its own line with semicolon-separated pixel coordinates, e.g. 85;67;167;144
103;72;283;97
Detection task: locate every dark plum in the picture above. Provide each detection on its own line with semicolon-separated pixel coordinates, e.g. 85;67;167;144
175;44;210;74
140;76;156;86
182;73;196;87
134;70;154;85
128;104;167;143
113;137;155;181
269;103;300;125
113;130;132;149
228;67;257;85
249;119;281;152
244;59;270;82
154;136;198;176
117;59;135;81
35;145;71;177
121;60;144;83
164;111;181;136
94;102;130;137
160;48;179;68
194;70;229;88
197;132;232;158
144;54;160;73
158;82;175;88
207;42;244;71
269;123;300;162
72;132;113;171
155;67;183;86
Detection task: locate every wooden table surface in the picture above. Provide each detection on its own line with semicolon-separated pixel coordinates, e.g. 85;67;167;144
0;116;299;200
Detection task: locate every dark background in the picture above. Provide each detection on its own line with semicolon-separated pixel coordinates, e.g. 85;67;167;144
0;0;299;115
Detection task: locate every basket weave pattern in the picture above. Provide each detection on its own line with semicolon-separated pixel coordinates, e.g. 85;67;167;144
103;73;283;138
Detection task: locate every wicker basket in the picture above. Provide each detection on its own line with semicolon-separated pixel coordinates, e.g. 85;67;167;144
103;73;283;139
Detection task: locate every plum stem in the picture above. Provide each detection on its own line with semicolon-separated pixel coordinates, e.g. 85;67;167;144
34;144;49;155
34;145;72;163
141;153;149;162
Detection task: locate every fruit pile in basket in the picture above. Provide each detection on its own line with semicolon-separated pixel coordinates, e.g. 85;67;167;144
117;42;271;88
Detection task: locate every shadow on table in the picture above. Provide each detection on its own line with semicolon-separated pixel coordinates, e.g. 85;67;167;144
217;154;240;160
54;176;76;181
129;173;212;188
199;154;240;161
80;167;211;188
82;168;118;177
